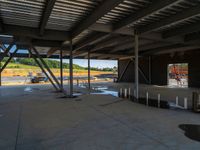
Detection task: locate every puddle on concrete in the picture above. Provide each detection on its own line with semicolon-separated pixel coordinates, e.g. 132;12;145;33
24;87;40;92
179;124;200;142
79;85;119;97
24;87;33;92
90;86;119;97
92;86;108;90
91;90;119;97
169;102;186;110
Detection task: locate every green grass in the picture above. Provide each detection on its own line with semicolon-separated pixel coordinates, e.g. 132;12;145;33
2;63;39;69
1;63;106;73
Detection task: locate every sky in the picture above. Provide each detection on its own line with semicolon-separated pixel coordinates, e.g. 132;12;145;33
3;45;117;69
62;59;117;68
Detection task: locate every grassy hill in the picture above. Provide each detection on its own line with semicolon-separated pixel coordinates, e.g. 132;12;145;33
1;58;115;72
4;63;39;69
1;59;115;77
1;58;85;69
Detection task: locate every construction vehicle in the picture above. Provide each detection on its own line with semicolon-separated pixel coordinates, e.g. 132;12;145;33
31;72;48;83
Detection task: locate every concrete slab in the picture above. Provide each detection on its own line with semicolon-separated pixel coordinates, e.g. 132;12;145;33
0;85;200;150
89;82;200;109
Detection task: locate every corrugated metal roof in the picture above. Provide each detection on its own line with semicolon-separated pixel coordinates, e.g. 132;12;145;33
46;0;102;31
1;0;200;58
0;0;45;28
130;0;200;29
97;0;150;24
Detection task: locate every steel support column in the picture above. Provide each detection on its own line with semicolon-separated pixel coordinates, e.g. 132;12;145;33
88;51;91;90
134;31;139;99
60;49;63;90
28;49;59;91
69;40;73;97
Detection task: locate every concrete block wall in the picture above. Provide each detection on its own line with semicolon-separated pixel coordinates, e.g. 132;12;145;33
118;50;200;88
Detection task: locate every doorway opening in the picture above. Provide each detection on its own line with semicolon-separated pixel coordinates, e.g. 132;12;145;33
168;63;188;87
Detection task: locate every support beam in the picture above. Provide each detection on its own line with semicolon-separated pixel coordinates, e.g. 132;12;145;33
32;39;63;48
140;44;200;56
60;49;63;90
138;66;149;84
73;32;107;52
74;51;88;58
0;52;86;59
155;46;200;55
139;4;200;34
73;32;183;57
28;49;59;91
88;51;91;90
89;23;134;36
47;48;58;57
129;58;149;84
2;24;70;41
39;0;56;35
124;42;173;55
163;21;200;38
0;43;14;61
32;47;63;91
0;48;18;73
137;42;172;53
0;44;10;57
113;0;180;31
0;43;6;51
96;53;129;59
90;36;127;52
118;59;132;82
111;39;154;53
69;40;73;97
134;32;139;99
71;0;124;39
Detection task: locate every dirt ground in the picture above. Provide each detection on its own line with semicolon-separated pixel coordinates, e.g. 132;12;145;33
1;68;113;77
1;69;114;86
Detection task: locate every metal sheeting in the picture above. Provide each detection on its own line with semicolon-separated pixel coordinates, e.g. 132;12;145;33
0;0;199;35
46;0;102;31
0;0;199;34
0;0;200;58
0;0;45;28
155;15;200;32
97;0;150;24
128;0;200;30
72;29;92;44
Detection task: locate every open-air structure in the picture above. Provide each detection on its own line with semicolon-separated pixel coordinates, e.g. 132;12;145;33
1;0;200;96
0;1;200;149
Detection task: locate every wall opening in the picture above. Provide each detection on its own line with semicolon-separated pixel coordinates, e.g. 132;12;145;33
168;63;188;87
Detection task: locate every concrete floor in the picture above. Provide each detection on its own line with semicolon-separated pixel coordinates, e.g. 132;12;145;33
89;82;200;109
0;84;200;150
